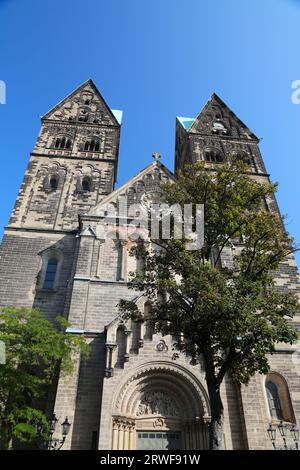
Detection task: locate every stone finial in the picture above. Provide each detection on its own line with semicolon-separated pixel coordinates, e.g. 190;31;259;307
152;151;161;161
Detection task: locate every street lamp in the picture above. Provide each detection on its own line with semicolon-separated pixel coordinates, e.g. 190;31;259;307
37;413;71;450
267;421;299;450
61;416;71;440
290;424;299;450
278;420;287;449
267;423;276;449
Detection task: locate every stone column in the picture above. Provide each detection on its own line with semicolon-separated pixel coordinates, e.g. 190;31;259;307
118;424;124;450
124;329;131;362
139;320;145;347
112;420;119;450
123;426;129;449
105;343;117;377
95;239;104;278
115;240;128;281
129;425;135;450
111;417;135;450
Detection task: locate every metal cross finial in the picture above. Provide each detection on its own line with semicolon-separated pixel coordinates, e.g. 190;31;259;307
152;151;161;161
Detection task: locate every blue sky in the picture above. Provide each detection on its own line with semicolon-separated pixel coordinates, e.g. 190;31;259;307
0;0;299;265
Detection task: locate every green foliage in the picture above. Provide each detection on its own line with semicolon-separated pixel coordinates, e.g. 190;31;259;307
120;159;299;387
0;307;89;448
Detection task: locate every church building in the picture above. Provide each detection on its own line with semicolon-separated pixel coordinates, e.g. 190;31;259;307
0;80;299;450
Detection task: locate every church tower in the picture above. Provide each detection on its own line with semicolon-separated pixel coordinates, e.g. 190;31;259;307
1;86;299;450
175;94;300;450
0;80;122;320
175;93;267;176
9;79;121;231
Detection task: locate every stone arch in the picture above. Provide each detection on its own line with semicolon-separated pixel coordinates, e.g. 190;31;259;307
111;361;210;450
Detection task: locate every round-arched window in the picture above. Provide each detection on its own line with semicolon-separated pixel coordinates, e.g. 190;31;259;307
50;175;58;190
265;373;295;423
204;148;224;164
82;176;91;192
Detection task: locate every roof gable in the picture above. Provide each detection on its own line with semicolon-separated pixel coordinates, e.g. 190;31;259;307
178;93;258;141
86;160;175;218
42;79;122;127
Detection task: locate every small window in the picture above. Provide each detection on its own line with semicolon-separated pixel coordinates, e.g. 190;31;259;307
82;176;91;192
50;176;58;190
43;258;58;289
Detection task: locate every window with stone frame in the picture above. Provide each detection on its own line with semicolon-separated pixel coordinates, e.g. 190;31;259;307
265;373;295;423
53;136;72;150
204;148;224;164
84;138;101;152
49;175;59;190
266;380;284;420
82;176;92;192
43;258;58;289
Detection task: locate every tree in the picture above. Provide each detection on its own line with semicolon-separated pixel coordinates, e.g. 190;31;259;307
119;159;299;450
0;307;89;449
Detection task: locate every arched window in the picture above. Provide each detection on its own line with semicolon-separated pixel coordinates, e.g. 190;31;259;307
50;175;58;190
204;148;224;164
265;373;295;423
43;258;58;289
83;139;101;152
266;381;284;420
82;176;91;192
231;151;252;166
54;136;72;149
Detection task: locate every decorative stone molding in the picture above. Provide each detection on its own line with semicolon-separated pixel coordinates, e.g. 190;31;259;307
112;416;136;450
136;391;180;417
156;339;168;352
113;361;210;419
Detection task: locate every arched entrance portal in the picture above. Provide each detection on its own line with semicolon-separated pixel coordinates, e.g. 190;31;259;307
111;362;210;450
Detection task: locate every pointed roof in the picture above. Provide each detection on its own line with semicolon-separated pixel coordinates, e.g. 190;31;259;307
86;159;175;218
42;78;122;126
177;93;258;140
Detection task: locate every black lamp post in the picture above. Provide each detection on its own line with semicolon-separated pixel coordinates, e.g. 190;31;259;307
267;421;299;450
267;423;276;449
37;413;71;450
278;420;287;449
290;424;299;450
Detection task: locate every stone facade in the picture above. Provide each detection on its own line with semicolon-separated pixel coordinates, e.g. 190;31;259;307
0;82;299;450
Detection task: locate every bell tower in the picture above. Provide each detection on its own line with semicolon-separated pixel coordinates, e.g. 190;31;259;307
9;79;122;232
175;93;267;177
0;80;122;319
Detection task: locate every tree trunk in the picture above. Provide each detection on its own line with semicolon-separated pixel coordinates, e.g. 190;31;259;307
207;381;224;450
